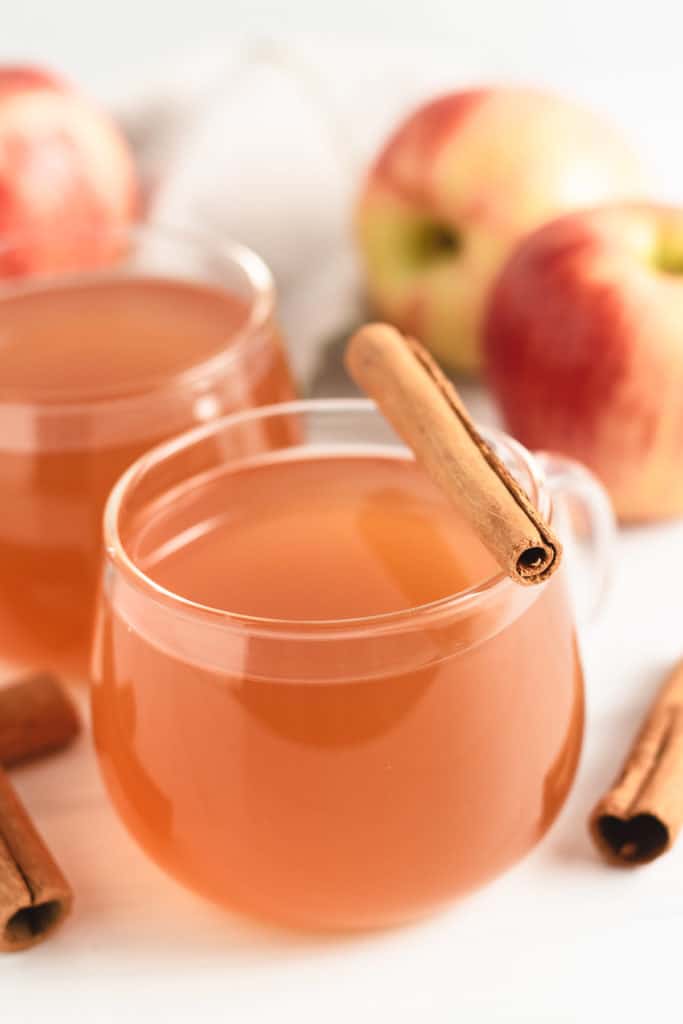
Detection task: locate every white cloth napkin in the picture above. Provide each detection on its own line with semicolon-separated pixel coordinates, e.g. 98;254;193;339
114;39;470;392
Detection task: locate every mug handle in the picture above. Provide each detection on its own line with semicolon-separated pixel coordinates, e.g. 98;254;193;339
534;452;616;625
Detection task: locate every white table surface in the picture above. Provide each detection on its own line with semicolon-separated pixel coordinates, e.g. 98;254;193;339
4;9;683;1021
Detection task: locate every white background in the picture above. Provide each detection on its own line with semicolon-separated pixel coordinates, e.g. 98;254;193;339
6;2;683;229
3;2;683;1021
4;0;683;91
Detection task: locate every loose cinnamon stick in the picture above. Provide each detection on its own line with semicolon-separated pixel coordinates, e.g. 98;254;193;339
0;768;72;951
0;673;78;950
0;673;79;768
590;657;683;865
345;324;562;585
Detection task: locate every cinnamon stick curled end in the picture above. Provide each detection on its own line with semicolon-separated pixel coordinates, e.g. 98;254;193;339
589;658;683;866
590;811;669;866
517;545;558;581
2;890;70;953
345;324;562;586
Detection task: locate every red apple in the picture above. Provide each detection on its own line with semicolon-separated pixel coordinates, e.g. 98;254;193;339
0;66;138;276
485;203;683;522
356;87;646;375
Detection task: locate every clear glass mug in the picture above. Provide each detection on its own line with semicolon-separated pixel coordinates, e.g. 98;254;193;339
91;399;614;931
0;227;295;676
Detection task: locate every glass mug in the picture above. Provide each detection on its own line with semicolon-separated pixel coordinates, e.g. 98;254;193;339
0;228;294;676
91;399;613;931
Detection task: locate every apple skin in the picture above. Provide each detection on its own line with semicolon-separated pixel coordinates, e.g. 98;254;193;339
356;88;646;375
0;66;138;276
484;203;683;522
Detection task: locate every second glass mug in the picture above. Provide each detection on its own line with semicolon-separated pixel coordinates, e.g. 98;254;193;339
0;227;295;676
91;399;614;931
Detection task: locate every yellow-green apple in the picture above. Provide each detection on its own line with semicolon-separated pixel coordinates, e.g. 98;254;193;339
356;88;646;375
485;203;683;521
0;66;138;276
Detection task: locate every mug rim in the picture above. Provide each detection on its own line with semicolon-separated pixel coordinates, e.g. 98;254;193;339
0;222;276;411
102;397;554;639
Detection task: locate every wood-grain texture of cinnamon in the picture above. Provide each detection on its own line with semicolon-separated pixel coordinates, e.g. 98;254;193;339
0;673;79;768
0;768;73;951
590;657;683;865
345;324;562;585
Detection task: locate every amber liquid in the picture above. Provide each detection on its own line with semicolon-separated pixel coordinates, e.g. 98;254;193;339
0;277;294;674
93;450;584;930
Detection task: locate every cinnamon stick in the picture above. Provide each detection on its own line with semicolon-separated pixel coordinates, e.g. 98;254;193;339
345;324;562;585
590;657;683;865
0;673;78;950
0;768;72;950
0;673;79;768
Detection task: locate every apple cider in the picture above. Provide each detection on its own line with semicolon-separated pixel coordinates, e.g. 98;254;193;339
93;431;584;930
0;270;294;675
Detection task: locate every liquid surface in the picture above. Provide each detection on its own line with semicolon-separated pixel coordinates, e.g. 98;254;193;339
94;450;584;930
0;276;252;400
0;276;293;674
135;453;500;620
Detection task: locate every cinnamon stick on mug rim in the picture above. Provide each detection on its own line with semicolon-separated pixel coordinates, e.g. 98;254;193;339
345;323;562;585
590;656;683;866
